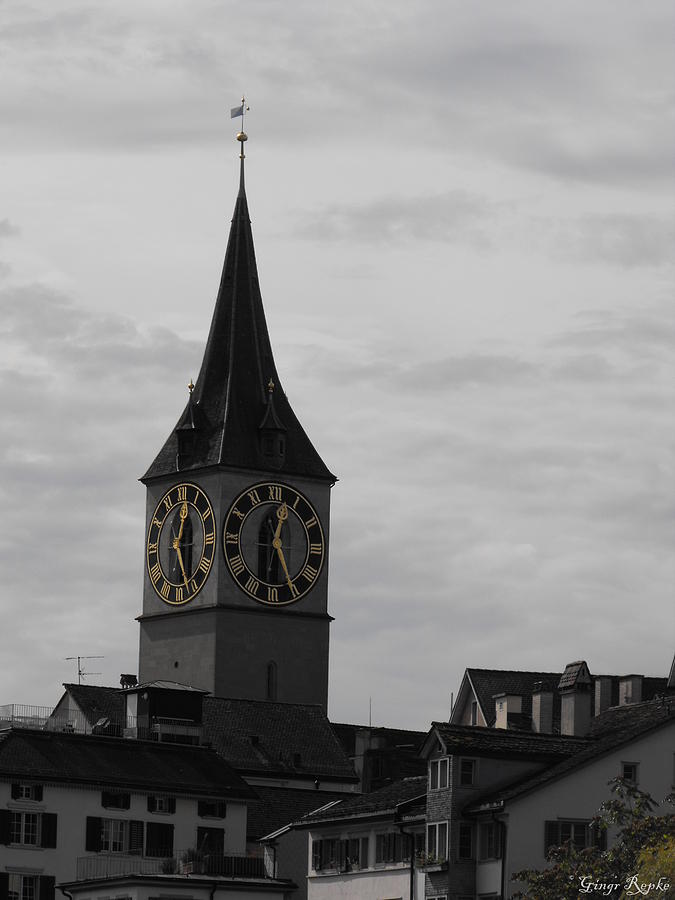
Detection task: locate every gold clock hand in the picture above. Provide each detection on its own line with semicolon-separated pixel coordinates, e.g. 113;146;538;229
177;501;188;541
273;502;288;541
173;538;190;589
273;538;294;591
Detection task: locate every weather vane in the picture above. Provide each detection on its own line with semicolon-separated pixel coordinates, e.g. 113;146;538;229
230;95;250;158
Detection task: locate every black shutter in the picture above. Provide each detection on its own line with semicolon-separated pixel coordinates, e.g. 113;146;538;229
544;821;558;856
147;821;174;857
0;809;12;845
198;799;207;817
0;874;8;898
11;783;21;800
34;785;44;802
85;816;102;852
217;801;227;818
38;876;56;900
40;813;57;849
147;796;157;812
129;820;144;855
168;797;176;814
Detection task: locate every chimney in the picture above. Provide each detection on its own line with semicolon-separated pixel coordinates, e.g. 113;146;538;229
532;682;553;733
594;676;613;716
559;661;592;737
619;675;643;706
120;674;138;689
493;693;522;729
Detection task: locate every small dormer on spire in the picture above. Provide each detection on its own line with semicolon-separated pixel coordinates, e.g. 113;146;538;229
174;379;202;470
259;377;287;469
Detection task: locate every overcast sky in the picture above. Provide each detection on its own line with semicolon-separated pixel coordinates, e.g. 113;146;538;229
1;1;673;730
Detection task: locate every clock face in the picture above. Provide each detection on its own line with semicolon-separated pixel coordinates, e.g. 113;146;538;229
223;482;325;606
146;483;215;605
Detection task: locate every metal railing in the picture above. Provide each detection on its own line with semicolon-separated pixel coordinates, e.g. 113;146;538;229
76;851;268;880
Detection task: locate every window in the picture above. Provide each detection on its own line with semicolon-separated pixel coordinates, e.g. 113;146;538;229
375;832;412;865
622;762;639;783
544;820;606;855
458;822;474;859
459;758;476;786
198;799;227;818
11;812;39;845
102;818;126;852
197;826;224;856
101;791;130;810
8;875;37;900
429;757;449;791
11;784;43;802
147;795;176;814
426;821;448;862
479;822;503;860
470;700;478;725
85;817;143;854
312;837;369;872
146;821;174;857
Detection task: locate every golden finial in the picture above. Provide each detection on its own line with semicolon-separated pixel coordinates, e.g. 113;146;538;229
268;378;275;394
188;379;194;394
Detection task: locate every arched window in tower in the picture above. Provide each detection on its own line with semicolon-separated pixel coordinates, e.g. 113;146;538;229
168;505;194;582
266;661;278;701
257;513;291;582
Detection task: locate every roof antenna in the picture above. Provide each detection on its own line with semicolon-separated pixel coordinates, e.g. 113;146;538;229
65;655;104;685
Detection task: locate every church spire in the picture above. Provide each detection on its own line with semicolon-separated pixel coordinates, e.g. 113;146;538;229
143;129;334;483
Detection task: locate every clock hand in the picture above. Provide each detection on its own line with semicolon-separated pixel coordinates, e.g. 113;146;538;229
172;537;190;589
273;539;294;591
177;501;188;541
273;503;288;541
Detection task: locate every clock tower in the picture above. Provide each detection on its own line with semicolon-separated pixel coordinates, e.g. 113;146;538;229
138;131;335;711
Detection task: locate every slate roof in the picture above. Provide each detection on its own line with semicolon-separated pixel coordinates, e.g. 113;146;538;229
203;697;357;781
143;156;334;482
331;723;426;756
299;776;427;825
61;683;125;726
465;698;675;810
0;727;254;799
249;786;348;840
431;723;587;760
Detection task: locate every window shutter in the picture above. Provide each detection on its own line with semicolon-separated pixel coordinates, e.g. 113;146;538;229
34;785;44;802
360;836;369;867
11;783;21;800
40;813;58;849
85;816;102;852
0;874;8;898
198;799;207;817
147;796;157;812
544;821;558;855
129;820;144;855
38;876;56;900
0;809;12;845
168;797;176;814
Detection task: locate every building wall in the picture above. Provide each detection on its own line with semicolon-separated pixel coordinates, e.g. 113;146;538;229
308;866;412;900
0;778;247;884
505;723;675;897
66;879;291;900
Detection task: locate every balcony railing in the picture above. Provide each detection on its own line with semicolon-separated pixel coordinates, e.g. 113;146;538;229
0;705;202;744
76;851;268;880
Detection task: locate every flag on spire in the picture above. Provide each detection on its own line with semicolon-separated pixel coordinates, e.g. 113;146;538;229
231;103;244;118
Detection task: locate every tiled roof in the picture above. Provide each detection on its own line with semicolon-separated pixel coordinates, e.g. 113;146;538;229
331;723;426;756
466;698;675;810
0;728;254;799
300;777;427;825
249;786;348;840
431;723;587;759
203;698;357;781
466;668;563;729
62;683;125;726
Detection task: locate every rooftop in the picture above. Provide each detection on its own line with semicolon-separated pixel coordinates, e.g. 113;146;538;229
300;776;427;825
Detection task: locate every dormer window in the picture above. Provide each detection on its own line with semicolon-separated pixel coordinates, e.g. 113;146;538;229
429;758;449;791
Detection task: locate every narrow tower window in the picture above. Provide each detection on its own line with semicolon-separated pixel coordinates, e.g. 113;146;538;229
267;661;278;701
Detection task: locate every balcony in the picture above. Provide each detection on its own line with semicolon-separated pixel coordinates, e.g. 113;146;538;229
76;851;269;880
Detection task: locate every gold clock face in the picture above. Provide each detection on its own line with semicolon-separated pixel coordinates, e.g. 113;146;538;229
146;483;215;605
223;482;325;606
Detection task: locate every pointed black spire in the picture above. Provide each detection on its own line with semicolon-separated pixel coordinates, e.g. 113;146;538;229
143;137;334;483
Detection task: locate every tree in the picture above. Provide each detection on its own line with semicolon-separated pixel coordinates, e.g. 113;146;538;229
512;779;674;899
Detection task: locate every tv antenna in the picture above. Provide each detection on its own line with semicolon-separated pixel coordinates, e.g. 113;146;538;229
65;656;104;684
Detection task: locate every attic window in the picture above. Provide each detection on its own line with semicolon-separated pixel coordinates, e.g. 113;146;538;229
198;799;227;819
101;791;130;810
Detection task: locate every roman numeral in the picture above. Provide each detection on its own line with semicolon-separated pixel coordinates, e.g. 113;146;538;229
175;587;184;603
310;543;322;555
293;495;300;510
289;581;300;598
232;508;245;520
267;587;279;603
163;495;172;513
160;581;171;599
197;557;209;574
224;532;238;545
245;576;260;596
302;564;318;583
230;555;245;576
176;486;187;501
204;531;215;545
305;516;317;529
152;517;162;528
268;485;282;501
190;579;198;594
149;563;161;584
247;489;261;506
202;506;212;520
148;542;158;553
